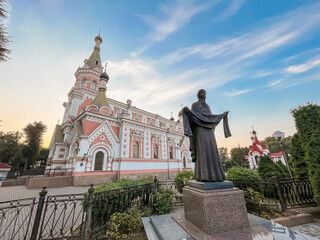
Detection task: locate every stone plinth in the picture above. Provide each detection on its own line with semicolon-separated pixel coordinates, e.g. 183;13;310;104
183;186;249;235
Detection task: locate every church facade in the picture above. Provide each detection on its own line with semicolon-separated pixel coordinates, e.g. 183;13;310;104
246;130;286;170
47;35;192;185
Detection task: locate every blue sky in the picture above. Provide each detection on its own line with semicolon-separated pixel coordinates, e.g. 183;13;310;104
1;0;320;150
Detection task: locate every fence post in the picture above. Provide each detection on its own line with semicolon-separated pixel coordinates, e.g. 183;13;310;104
154;176;158;192
84;184;94;239
30;186;48;240
276;180;287;212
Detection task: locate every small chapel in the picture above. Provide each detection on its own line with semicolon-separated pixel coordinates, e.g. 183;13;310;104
47;35;192;186
246;130;286;170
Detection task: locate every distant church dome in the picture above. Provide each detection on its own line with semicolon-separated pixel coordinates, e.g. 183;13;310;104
100;71;109;81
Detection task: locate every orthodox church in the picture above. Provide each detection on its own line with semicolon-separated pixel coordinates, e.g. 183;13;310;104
246;130;286;170
47;35;192;185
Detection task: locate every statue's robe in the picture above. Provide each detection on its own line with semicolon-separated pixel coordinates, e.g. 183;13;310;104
181;101;231;182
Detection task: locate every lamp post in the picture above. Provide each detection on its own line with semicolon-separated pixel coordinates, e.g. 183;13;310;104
272;130;293;178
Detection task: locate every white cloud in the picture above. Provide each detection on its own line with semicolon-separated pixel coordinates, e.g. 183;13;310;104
164;2;320;64
213;0;245;22
135;0;216;55
227;89;251;96
285;58;320;73
267;79;282;87
106;59;206;116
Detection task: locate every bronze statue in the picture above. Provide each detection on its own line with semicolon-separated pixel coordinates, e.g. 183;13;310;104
180;89;231;182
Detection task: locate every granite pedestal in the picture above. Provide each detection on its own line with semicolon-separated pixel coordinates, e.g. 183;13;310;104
183;184;250;236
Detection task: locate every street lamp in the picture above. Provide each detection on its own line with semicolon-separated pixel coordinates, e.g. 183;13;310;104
272;130;293;178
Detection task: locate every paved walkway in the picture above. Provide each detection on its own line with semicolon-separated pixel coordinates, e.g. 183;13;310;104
290;220;320;239
0;185;89;202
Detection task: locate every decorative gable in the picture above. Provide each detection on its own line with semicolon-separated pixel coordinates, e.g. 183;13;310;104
88;120;119;147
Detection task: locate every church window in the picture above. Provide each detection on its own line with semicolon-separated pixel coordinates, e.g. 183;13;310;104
95;59;99;65
94;151;104;170
160;122;166;128
169;147;173;159
183;156;187;168
133;142;139;158
134;114;140;122
154;145;158;159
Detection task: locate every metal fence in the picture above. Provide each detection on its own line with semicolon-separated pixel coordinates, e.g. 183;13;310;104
44;168;74;177
0;177;317;239
232;177;317;211
0;197;37;240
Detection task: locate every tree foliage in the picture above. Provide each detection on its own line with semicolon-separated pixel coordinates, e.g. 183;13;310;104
0;131;23;170
226;166;261;181
23;121;47;168
0;0;10;62
261;136;292;157
230;147;249;168
291;103;320;203
258;155;287;180
219;147;232;172
290;133;308;178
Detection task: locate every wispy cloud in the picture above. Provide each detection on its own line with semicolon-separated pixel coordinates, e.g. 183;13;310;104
285;57;320;73
226;89;251;96
106;59;206;116
134;0;216;56
213;0;245;22
267;79;282;87
165;2;320;64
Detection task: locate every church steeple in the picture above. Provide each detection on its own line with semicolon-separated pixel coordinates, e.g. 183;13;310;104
92;63;110;108
85;34;103;71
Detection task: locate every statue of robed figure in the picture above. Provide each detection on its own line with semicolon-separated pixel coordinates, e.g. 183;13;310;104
180;89;231;182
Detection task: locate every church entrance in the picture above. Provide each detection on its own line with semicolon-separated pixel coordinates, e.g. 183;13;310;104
94;151;104;170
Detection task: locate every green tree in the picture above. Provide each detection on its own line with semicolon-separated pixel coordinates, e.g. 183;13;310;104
0;0;11;62
0;131;23;170
290;133;308;178
230;147;249;168
23;121;47;169
219;147;232;172
261;136;292;158
258;155;286;180
34;148;49;167
276;161;290;178
291;103;320;203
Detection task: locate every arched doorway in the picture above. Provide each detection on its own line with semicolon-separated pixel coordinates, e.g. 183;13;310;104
94;151;104;170
183;156;187;168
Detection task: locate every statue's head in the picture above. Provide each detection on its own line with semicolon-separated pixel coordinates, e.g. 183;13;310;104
197;89;206;100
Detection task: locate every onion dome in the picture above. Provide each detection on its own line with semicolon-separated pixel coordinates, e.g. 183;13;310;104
100;71;109;81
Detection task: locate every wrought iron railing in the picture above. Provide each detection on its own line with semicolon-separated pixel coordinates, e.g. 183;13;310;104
0;197;37;240
232;179;282;210
44;168;74;177
232;178;317;211
89;182;154;237
0;177;317;240
38;194;86;239
278;178;317;208
157;180;184;206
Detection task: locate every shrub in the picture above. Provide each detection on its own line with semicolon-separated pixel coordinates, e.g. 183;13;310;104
227;166;261;181
227;166;261;192
94;176;154;193
152;186;174;215
174;170;195;193
105;206;150;240
244;187;280;220
258;155;286;180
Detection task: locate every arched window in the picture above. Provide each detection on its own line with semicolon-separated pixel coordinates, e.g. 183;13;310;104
254;156;260;167
183;156;187;168
94;151;104;170
133;142;139;158
154;145;158;159
169;147;173;159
